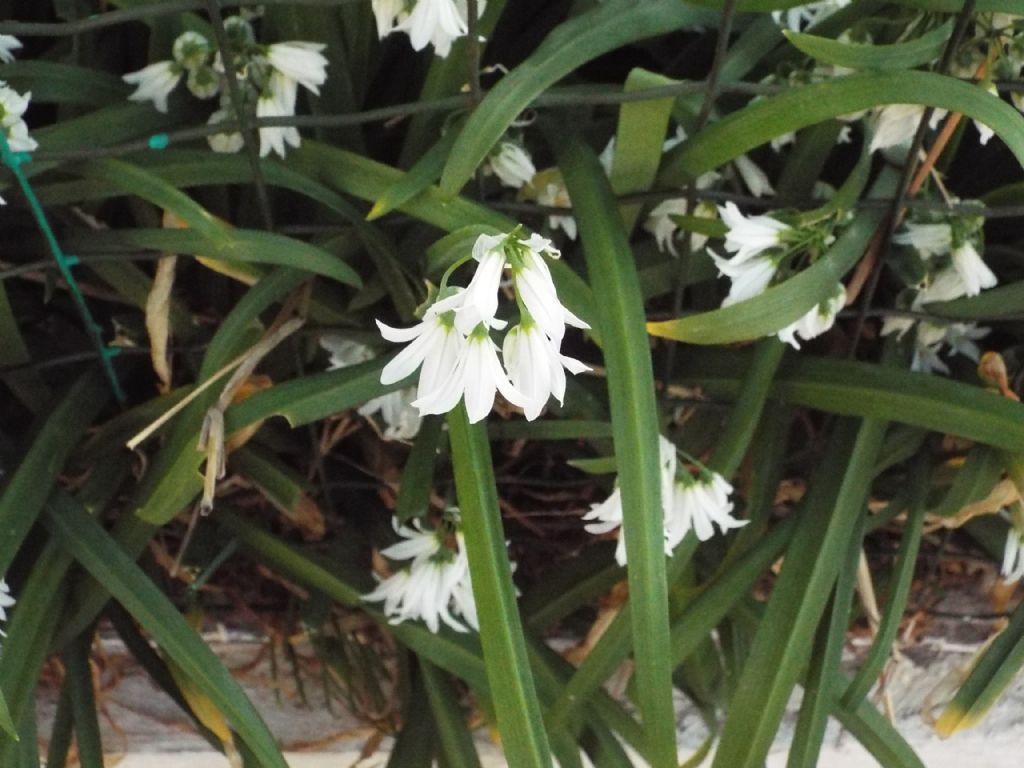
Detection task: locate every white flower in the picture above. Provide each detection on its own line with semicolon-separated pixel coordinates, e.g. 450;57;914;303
951;241;997;296
397;0;471;58
0;84;36;153
710;250;777;307
777;283;846;349
510;234;589;343
643;179;719;257
869;104;945;153
266;41;329;95
372;0;407;36
772;0;850;31
364;518;471;633
669;473;747;543
893;222;952;258
719;202;789;263
206;106;244;154
484;141;536;188
0;35;22;64
1002;510;1024;583
5;118;35;153
910;321;988;374
257;71;301;158
916;267;971;305
0;579;14;635
537;180;577;240
321;336;422;440
123;60;182;113
455;234;509;334
378;289;469;405
503;322;589;420
733;154;775;198
413;324;527;423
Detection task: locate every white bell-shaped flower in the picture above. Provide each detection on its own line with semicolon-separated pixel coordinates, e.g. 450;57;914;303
257;71;301;158
893;222;952;258
503;321;590;420
266;41;329;95
510;234;589;343
0;35;22;64
1002;510;1024;583
951;241;997;296
777;283;846;349
372;0;407;36
123;60;182;113
484;141;536;188
669;473;747;543
710;250;777;307
719;202;790;263
397;0;473;58
0;579;14;637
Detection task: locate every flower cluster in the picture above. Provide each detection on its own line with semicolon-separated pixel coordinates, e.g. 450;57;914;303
377;230;590;423
0;81;36;155
122;17;328;157
583;436;746;565
363;512;482;633
372;0;482;58
881;211;995;373
320;337;421;441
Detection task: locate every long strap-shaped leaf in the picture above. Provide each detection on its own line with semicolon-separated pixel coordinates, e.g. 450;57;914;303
0;368;109;578
559;139;676;768
439;0;711;194
711;415;887;768
448;405;553;768
42;495;288;768
661;70;1024;185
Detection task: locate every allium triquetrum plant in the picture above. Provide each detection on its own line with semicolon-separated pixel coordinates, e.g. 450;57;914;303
1;1;1024;766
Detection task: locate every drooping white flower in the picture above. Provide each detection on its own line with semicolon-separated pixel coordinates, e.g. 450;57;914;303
123;60;183;113
503;321;589;420
869;104;945;153
0;84;36;153
266;41;329;95
584;436;744;564
510;234;589;343
777;283;846;349
364;518;471;633
413;323;528;423
321;336;422;440
484;141;536;188
719;202;790;263
206;106;244;153
951;241;997;296
0;35;22;64
916;267;971;305
372;0;407;37
710;250;778;307
536;180;577;240
733;154;776;198
257;71;301;158
397;0;471;58
0;579;14;636
378;289;469;403
772;0;850;31
910;321;989;374
455;234;509;334
893;222;953;258
643;176;719;257
669;472;747;543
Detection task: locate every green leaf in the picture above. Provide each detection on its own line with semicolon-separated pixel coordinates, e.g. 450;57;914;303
65;227;362;288
930;445;1004;517
0;369;109;578
783;20;952;70
833;692;925;768
395;416;445;523
936;597;1024;736
660;71;1024;186
448;406;553;768
609;68;678;231
64;632;104;768
439;0;712;195
674;347;1024;453
712;415;886;768
559;138;676;768
926;281;1024;321
0;691;15;742
3;61;128;106
42;495;289;768
421;661;484;768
